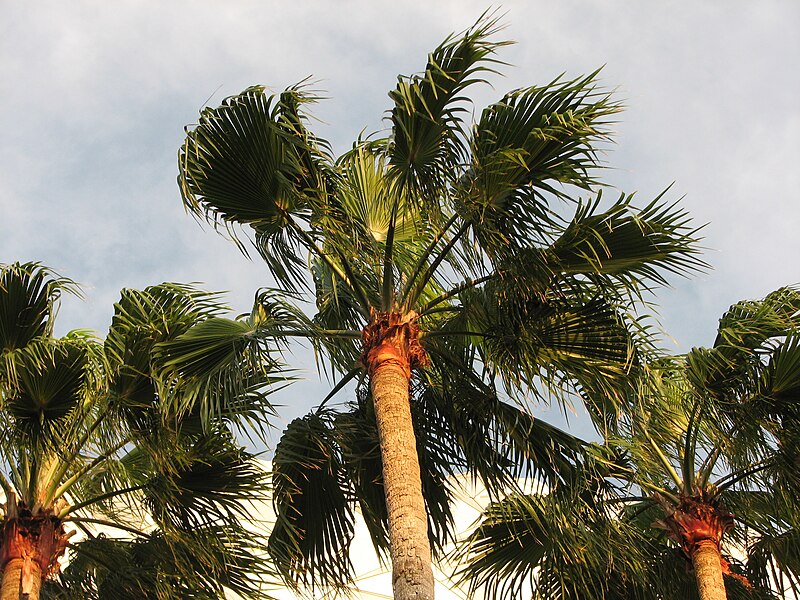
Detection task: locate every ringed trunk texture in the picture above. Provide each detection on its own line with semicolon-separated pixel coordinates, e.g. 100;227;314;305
691;540;726;600
363;311;434;600
0;496;69;600
656;493;746;600
0;559;41;600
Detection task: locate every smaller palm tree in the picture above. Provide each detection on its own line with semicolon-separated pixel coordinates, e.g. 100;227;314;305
0;262;282;599
457;287;800;600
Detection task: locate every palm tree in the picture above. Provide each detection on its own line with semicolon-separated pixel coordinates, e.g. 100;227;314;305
457;287;800;600
0;262;281;599
174;15;704;598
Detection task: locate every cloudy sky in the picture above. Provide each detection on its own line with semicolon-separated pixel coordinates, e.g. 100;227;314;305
2;1;798;438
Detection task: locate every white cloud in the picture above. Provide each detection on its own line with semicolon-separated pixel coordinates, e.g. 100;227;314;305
1;1;798;427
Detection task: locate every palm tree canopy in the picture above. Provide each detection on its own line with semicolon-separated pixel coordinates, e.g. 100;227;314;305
173;13;706;592
0;262;283;599
456;287;800;599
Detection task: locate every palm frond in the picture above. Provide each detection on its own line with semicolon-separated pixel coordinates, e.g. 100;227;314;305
714;287;800;352
154;315;282;427
179;84;333;292
141;430;267;532
388;11;509;200
683;288;800;398
414;356;587;494
1;336;101;473
456;284;636;412
336;143;422;248
310;258;367;372
0;262;80;353
455;491;653;600
106;283;285;432
269;413;356;592
458;70;622;256
550;190;706;295
748;527;800;597
767;334;800;405
50;525;273;600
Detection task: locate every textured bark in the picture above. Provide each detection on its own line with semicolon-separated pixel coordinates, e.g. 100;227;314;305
0;497;68;600
363;311;434;600
655;493;745;600
691;540;727;600
0;558;41;600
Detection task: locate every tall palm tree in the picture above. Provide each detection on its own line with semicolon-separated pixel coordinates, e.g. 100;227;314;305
173;15;704;598
457;287;800;600
0;262;281;599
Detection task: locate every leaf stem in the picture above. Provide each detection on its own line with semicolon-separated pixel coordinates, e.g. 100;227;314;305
399;213;460;305
285;216;372;315
59;483;148;519
645;433;684;491
65;516;150;538
418;274;496;316
51;437;134;504
713;457;774;494
44;403;116;506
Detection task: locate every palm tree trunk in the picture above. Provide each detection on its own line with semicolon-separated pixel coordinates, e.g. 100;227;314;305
1;497;66;600
658;495;734;600
0;558;41;600
691;540;726;600
365;312;434;600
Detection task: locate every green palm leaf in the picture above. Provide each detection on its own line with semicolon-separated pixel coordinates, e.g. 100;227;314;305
45;526;272;600
551;190;706;292
684;287;800;406
456;490;653;600
768;334;800;402
269;412;355;592
4;339;89;415
179;85;333;291
458;70;621;256
0;262;79;353
388;12;508;199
